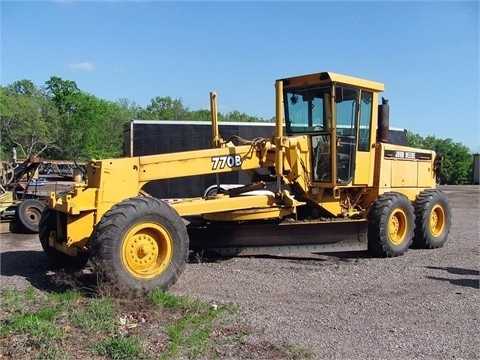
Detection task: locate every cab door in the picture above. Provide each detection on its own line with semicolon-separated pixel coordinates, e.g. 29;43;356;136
353;91;374;185
335;87;359;185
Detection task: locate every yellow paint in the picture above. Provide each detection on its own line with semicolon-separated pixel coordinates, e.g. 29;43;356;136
46;71;439;258
121;222;173;279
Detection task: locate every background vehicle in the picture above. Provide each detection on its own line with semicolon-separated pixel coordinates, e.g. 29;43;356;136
1;158;46;233
39;71;451;291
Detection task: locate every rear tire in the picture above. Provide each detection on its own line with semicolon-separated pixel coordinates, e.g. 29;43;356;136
412;190;451;249
368;192;415;257
90;196;189;292
38;206;89;269
15;199;45;233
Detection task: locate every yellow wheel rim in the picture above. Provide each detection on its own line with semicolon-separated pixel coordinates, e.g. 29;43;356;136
429;204;445;237
121;222;173;279
388;209;408;245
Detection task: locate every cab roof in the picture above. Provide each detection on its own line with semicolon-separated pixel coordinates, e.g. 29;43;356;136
279;71;385;92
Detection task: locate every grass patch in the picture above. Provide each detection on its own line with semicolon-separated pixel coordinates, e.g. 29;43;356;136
4;309;62;338
89;336;143;359
148;289;192;309
71;297;116;333
164;303;223;358
149;289;237;358
1;286;314;359
1;286;36;311
1;297;63;358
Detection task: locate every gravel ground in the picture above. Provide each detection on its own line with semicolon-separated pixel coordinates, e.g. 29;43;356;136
1;185;479;359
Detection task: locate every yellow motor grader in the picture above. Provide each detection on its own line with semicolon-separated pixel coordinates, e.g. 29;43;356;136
39;71;451;291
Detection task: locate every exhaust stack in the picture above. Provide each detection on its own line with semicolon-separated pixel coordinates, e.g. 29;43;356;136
377;97;390;143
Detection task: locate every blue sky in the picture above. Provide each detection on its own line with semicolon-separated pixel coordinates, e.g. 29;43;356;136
1;1;479;152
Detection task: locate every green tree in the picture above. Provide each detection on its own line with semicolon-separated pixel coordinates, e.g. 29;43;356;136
44;76;83;158
407;132;473;184
224;110;261;122
116;98;143;120
7;79;38;96
185;109;213;121
0;81;61;159
44;77;136;159
45;76;81;115
72;93;131;159
140;96;190;120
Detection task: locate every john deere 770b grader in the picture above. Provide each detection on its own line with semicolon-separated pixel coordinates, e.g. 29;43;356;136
39;71;451;291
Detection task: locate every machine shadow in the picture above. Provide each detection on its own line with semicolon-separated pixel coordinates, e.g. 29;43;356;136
188;249;372;264
426;266;479;276
0;250;97;294
425;266;479;290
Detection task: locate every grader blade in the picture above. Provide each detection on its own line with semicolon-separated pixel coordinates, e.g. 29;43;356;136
188;219;368;256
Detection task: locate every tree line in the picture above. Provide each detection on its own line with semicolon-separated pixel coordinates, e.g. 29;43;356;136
0;77;475;184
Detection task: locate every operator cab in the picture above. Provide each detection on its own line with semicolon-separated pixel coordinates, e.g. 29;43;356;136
282;72;383;187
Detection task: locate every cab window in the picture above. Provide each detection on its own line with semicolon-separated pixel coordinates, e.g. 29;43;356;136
285;86;332;134
358;91;373;151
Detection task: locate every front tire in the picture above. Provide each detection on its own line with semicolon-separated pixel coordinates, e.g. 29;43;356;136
90;196;189;292
368;192;415;257
412;190;451;249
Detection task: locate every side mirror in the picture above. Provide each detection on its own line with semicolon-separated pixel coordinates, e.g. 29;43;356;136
335;86;344;103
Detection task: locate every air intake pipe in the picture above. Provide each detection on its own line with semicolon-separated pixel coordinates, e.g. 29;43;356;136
377;97;390;143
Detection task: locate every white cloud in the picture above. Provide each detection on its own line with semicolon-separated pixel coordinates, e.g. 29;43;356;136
65;61;94;71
